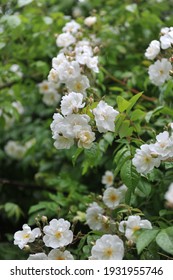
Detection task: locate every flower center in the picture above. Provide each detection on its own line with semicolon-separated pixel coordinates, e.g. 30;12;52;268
56;256;65;260
55;231;62;239
109;193;118;202
133;226;140;232
104;247;113;257
23;233;30;239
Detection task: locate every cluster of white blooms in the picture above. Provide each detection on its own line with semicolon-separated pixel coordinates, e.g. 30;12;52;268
0;100;24;130
86;182;127;231
38;80;61;106
10;64;23;78
144;27;173;86
14;218;74;260
132;129;173;174
49;19;119;150
28;249;74;260
89;234;124;260
119;215;152;242
4;138;35;160
164;183;173;206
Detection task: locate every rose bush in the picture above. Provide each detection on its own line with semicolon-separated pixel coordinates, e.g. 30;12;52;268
1;0;173;260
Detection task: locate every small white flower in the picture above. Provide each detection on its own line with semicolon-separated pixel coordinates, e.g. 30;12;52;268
84;16;97;27
58;61;81;82
48;68;59;83
145;40;160;60
101;170;114;187
42;91;61;106
14;224;41;249
86;56;99;73
164;183;173;204
77;129;95;149
62;20;81;34
160;27;173;49
103;186;127;209
43;218;73;249
28;253;48;260
66;75;90;96
132;144;161;174
148;58;172;86
60;92;85;116
4;140;26;160
119;215;152;242
52;53;67;70
56;32;76;48
38;80;56;94
54;135;74;150
150;131;172;159
86;202;104;231
93;101;119;133
48;249;74;260
89;234;124;260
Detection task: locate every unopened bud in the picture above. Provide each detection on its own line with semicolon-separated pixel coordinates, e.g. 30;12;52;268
23;245;31;252
169;56;173;63
126;240;134;247
41;216;48;223
93;46;100;54
169;70;173;77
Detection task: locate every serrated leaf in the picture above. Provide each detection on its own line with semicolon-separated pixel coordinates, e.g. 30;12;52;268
120;160;140;203
156;227;173;256
137;229;159;254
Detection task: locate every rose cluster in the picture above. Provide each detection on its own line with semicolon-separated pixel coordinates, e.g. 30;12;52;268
145;27;173;86
132;127;173;174
47;19;119;149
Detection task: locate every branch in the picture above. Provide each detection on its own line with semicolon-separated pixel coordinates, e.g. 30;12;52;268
101;67;157;102
0;81;16;90
0;178;56;193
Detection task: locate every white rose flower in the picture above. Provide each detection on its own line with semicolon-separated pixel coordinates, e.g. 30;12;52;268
119;215;152;242
84;16;97;27
28;253;48;260
145;40;160;60
93;100;119;133
14;224;41;249
43;218;73;249
48;249;74;260
77;129;95;149
42;91;61;106
132;144;161;174
89;234;124;260
103;186;127;209
54;135;74;150
86;56;99;73
101;170;114;187
150;131;172;159
38;80;56;94
58;61;81;82
86;202;104;231
148;58;172;86
62;20;81;34
60;92;85;116
48;68;59;83
4;140;26;160
52;53;67;70
66;75;90;96
56;32;76;48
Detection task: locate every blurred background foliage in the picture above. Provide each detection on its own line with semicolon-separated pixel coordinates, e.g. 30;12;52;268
0;0;173;259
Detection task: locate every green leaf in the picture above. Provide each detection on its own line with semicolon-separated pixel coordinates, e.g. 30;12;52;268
120;159;140;203
118;120;133;138
156;227;173;256
136;178;151;197
117;96;130;112
137;229;160;254
126;92;143;113
131;109;146;121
